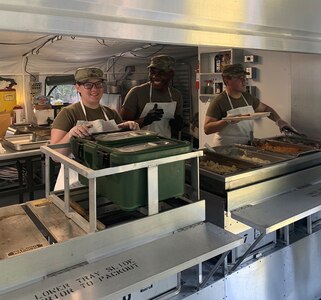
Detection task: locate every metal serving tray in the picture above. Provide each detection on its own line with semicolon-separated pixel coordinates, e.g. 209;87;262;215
269;135;321;149
212;145;292;166
200;150;259;175
2;134;49;151
252;139;318;156
191;148;321;196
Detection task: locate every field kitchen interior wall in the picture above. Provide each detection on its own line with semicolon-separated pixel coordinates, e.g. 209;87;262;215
0;0;320;139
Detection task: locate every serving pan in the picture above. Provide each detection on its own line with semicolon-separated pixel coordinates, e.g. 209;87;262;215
212;145;292;166
269;136;321;150
2;134;49;151
252;139;318;156
199;150;258;175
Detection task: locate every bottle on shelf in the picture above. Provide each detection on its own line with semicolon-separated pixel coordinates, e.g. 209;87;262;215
195;63;200;90
215;82;223;94
215;54;222;73
204;80;214;94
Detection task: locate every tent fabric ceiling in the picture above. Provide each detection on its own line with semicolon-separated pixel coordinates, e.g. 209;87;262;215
0;32;197;75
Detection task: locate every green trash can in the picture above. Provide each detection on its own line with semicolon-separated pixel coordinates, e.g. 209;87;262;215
78;136;191;211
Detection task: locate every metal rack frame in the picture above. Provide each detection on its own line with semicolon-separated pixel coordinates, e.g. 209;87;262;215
41;144;203;233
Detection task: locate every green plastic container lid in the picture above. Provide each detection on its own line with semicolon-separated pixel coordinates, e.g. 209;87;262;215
94;130;158;146
112;140;178;153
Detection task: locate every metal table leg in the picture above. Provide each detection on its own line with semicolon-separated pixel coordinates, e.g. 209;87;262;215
198;251;230;290
16;160;24;203
230;232;266;273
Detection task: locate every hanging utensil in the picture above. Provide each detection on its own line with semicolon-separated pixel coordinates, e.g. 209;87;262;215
281;127;307;138
204;142;216;153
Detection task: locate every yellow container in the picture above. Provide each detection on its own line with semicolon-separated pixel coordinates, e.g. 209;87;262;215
0;89;16;112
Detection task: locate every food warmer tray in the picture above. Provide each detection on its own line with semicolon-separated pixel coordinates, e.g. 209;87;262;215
199;150;260;175
268;135;321;149
2;134;49;151
189;147;321;196
252;139;319;156
212;145;293;166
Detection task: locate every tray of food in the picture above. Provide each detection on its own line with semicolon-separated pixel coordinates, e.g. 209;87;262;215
212;144;292;166
222;112;270;122
268;136;321;150
199;150;259;175
2;134;50;151
252;139;318;156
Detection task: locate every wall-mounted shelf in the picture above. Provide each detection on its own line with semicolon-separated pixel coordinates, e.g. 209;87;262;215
200;73;222;76
198;48;244;147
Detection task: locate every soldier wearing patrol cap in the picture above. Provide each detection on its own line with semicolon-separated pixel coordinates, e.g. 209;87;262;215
121;54;184;138
204;63;295;146
74;67;105;82
51;67;139;190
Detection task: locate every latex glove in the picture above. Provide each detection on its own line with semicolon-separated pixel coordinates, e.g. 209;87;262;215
143;104;164;126
169;115;184;131
118;121;140;131
276;119;293;133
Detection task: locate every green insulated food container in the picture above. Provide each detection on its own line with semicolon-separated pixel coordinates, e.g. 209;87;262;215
79;137;191;211
71;130;159;168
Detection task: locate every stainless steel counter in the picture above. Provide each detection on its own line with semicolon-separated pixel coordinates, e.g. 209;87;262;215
0;141;42;160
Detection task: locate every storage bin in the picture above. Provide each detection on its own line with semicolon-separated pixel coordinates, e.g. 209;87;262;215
0;89;16;113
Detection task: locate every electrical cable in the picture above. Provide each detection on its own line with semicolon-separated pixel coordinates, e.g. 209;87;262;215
105;43;166;74
96;39;110;46
23;35;63;77
130;44;165;58
24;56;37;80
0;35;50;46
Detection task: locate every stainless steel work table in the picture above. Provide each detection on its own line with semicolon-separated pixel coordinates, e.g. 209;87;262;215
0;143;42;160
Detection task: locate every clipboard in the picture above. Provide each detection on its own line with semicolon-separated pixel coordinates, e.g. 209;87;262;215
139;102;177;119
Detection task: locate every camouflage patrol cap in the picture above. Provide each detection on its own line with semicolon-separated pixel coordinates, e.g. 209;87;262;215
74;67;105;82
147;55;175;72
222;64;249;77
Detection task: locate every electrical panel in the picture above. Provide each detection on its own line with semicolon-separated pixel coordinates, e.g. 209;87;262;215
30;81;42;97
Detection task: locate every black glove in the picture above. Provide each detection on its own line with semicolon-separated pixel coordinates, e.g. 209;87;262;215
169;115;184;131
143;104;164;126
